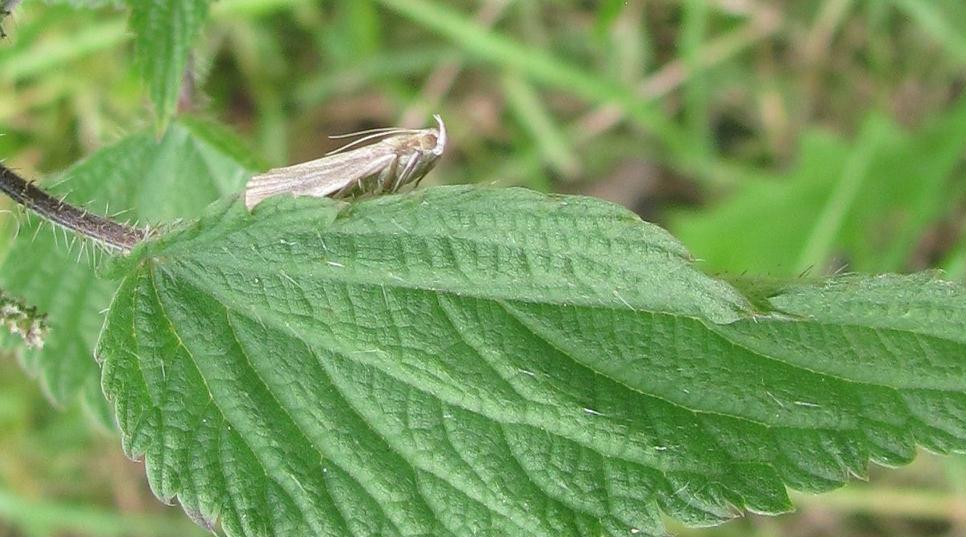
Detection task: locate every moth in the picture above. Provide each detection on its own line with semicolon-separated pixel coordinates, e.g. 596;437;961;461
245;115;447;210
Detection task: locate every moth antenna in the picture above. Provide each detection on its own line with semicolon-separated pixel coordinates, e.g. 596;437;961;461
328;125;415;139
326;129;422;156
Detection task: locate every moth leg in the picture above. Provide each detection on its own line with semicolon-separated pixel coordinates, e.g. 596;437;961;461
373;156;399;195
334;170;369;197
334;180;355;197
412;165;430;188
393;156;421;192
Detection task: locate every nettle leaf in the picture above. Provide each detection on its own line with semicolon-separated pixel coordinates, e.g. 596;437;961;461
127;0;209;129
0;120;254;417
97;186;966;537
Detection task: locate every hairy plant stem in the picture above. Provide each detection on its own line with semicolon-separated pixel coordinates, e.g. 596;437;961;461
0;164;146;253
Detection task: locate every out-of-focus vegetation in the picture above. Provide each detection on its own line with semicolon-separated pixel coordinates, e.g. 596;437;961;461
0;1;965;536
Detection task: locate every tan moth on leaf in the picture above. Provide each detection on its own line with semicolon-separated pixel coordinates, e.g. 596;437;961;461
245;115;447;210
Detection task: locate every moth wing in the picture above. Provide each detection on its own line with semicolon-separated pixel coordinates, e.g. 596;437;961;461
245;149;397;209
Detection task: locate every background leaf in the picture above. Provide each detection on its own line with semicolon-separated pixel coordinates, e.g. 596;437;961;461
127;0;209;130
671;95;966;276
98;187;966;537
0;120;255;419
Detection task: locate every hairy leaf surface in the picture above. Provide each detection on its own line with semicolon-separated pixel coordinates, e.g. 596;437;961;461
98;187;966;536
0;120;254;415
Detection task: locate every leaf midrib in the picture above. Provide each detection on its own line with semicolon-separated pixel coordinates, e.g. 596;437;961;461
164;238;727;322
708;318;966;392
158;251;880;482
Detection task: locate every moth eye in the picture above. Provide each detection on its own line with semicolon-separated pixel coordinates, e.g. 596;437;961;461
419;133;438;150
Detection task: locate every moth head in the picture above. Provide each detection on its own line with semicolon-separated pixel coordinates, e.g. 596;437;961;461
407;114;447;156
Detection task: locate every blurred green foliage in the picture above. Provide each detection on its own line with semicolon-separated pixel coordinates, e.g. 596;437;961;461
1;1;965;536
0;119;260;425
673;101;966;276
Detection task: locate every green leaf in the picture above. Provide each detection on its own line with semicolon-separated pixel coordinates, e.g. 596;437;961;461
892;0;966;64
127;0;209;130
0;120;254;417
98;186;966;536
671;96;966;276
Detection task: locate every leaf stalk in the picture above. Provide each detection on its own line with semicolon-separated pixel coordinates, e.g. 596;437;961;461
0;164;146;253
